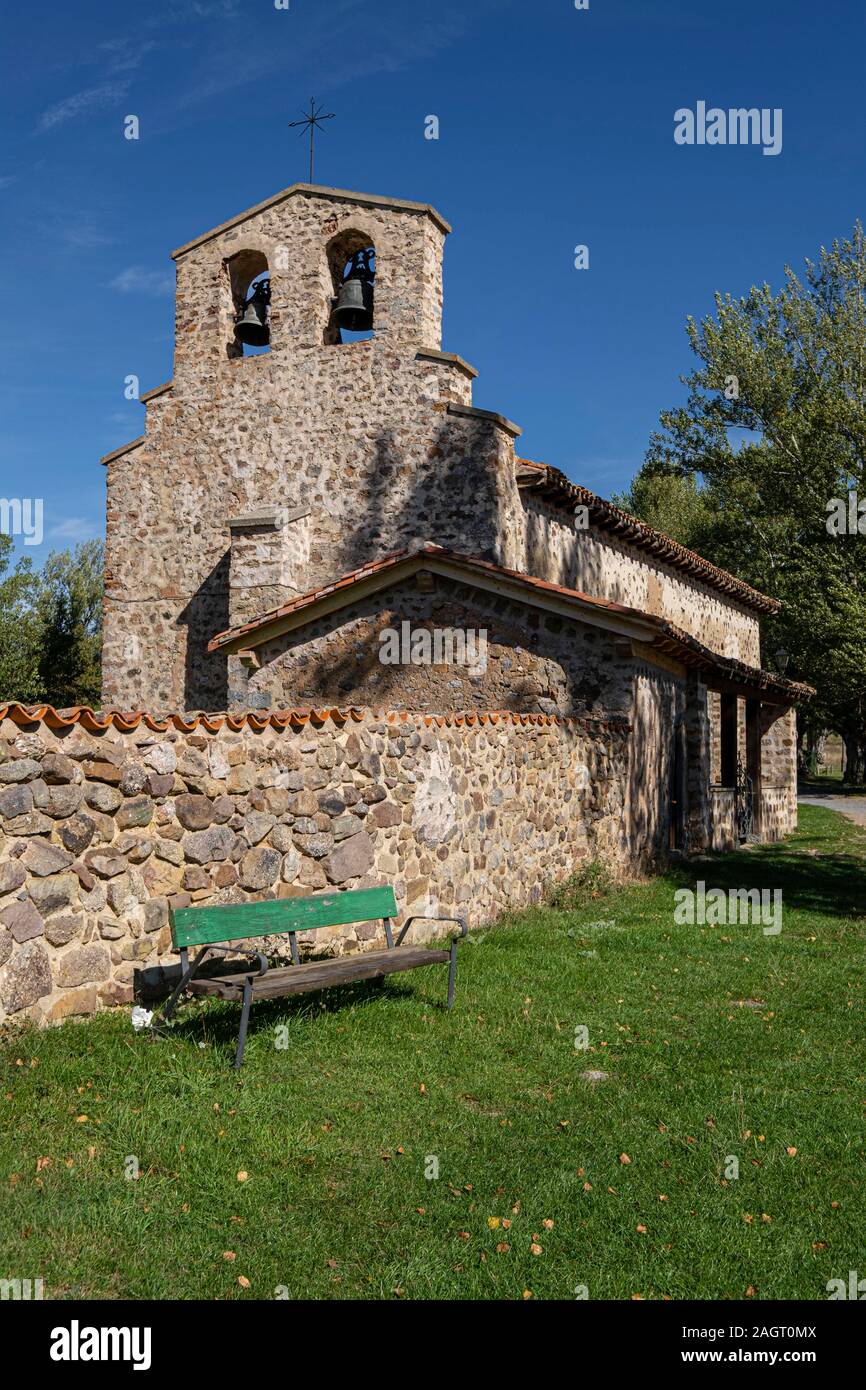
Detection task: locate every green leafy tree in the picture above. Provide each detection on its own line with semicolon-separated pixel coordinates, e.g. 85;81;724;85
35;540;103;709
0;534;41;702
628;226;866;781
610;472;716;551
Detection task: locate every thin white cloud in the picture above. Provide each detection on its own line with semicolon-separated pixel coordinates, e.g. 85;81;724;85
109;266;174;296
171;0;483;112
61;220;116;250
47;517;100;543
97;38;159;75
37;81;129;133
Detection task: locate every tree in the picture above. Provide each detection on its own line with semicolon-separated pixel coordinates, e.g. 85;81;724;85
35;541;103;709
628;226;866;781
610;472;716;551
0;534;41;703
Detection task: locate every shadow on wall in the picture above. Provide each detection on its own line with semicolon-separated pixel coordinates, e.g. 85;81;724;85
267;593;547;710
523;499;622;602
257;585;618;715
626;672;682;864
332;419;505;576
178;552;230;711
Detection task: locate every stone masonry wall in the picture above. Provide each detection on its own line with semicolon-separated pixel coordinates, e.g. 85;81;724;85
242;576;635;718
520;496;762;665
0;707;630;1029
760;706;797;841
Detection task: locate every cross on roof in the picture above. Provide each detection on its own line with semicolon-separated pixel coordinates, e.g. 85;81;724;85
288;98;336;184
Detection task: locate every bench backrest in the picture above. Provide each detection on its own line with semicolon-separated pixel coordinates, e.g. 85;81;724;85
170;886;399;951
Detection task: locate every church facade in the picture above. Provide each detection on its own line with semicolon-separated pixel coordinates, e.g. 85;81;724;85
101;182;809;862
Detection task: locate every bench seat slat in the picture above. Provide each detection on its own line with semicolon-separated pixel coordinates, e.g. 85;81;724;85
171;886;399;949
188;946;450;1000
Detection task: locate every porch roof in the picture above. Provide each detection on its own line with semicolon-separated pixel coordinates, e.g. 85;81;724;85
208;542;813;706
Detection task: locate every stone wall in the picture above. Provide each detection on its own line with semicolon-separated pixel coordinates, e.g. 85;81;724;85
240;576;635;718
0;706;629;1028
760;707;797;841
520;496;762;665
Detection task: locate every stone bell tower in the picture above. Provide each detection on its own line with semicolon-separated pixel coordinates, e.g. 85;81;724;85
100;183;525;712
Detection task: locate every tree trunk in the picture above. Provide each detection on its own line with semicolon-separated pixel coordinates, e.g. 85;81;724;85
842;731;865;786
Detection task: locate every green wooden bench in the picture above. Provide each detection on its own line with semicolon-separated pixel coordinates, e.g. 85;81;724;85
154;887;467;1067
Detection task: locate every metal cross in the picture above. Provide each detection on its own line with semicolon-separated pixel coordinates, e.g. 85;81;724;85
288;98;336;184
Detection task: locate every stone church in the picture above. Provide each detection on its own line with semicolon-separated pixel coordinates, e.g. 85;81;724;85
100;181;809;859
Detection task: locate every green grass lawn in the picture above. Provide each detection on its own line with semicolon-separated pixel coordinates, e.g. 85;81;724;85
798;772;866;795
2;804;864;1301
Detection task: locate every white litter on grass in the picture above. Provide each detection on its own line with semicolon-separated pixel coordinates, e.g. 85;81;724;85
130;1006;153;1032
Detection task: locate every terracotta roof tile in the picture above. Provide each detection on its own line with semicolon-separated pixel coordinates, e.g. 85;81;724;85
206;543;812;703
0;702;629;735
515;458;780;615
209;542;649;651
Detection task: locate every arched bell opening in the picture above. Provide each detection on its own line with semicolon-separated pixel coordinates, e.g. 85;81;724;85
225;249;271;358
325;231;376;345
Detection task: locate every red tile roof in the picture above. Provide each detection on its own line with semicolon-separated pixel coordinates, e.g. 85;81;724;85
206;542;811;703
208;542;657;652
516;458;780;615
0;702;628;735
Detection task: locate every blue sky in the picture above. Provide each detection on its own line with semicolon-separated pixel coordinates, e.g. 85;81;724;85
1;0;863;563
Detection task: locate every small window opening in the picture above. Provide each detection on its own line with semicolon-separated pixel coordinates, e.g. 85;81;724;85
226;250;270;357
326;234;375;344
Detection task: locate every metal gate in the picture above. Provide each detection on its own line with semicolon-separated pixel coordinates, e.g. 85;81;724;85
735;758;754;841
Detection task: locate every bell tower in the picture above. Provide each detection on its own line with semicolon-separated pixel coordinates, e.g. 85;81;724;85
101;183;524;712
169;182;448;381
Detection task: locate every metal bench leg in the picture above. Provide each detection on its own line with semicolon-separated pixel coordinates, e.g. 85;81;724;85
156;947;204;1026
447;940;458;1009
234;980;254;1069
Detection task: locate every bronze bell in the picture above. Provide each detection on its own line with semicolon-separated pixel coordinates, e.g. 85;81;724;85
235;278;271;347
333;249;374;332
